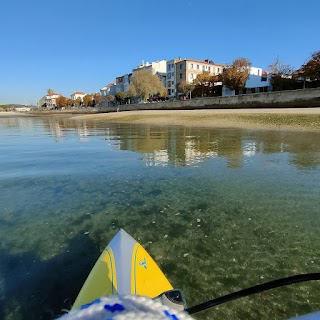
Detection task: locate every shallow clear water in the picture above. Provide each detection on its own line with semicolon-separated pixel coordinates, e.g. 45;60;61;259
0;115;320;319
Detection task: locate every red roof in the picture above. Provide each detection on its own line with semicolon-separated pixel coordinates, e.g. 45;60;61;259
72;92;85;95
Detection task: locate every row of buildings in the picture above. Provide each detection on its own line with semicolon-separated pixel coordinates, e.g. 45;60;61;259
38;91;87;108
38;57;271;108
100;57;271;101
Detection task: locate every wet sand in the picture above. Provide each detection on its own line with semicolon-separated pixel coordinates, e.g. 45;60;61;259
71;108;320;131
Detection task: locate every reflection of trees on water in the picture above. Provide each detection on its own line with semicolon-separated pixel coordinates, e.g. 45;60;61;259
105;124;320;170
2;117;320;170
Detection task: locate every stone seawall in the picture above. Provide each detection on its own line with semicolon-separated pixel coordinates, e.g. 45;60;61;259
98;88;320;112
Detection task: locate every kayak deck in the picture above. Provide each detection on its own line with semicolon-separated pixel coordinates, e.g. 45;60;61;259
72;229;173;310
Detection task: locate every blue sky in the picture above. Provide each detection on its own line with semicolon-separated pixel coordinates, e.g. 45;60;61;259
0;0;319;105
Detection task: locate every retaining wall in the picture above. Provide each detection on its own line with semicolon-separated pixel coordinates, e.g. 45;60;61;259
98;88;320;112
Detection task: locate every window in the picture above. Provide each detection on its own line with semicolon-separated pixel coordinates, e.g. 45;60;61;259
179;74;182;79
172;63;174;68
190;74;194;79
208;67;211;71
179;64;182;70
172;81;174;85
202;66;205;71
168;65;171;70
172;72;174;76
191;63;194;69
168;73;171;79
197;65;199;70
168;89;171;95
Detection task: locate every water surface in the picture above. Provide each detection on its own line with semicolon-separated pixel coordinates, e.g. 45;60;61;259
0;115;320;319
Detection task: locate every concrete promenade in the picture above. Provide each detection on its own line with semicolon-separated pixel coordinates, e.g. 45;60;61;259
98;88;320;112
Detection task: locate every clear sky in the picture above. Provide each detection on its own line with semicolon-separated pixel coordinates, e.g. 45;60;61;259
0;0;319;105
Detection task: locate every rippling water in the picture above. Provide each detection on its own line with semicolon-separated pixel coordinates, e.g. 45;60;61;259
0;115;320;319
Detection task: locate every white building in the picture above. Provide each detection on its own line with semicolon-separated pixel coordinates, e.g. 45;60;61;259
37;96;46;107
71;91;86;102
15;106;31;112
222;68;271;96
45;93;61;108
100;83;116;96
133;60;167;75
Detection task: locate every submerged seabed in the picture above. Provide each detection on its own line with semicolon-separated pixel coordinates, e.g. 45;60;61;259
0;116;320;320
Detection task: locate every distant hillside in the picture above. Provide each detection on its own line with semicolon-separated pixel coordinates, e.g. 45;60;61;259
0;104;27;111
1;104;26;107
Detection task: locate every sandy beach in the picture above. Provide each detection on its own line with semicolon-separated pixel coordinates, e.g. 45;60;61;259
71;108;320;131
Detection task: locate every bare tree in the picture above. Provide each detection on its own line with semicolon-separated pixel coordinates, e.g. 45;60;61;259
268;57;293;77
268;57;294;91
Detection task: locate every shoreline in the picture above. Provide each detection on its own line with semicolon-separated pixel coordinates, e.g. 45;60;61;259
2;108;320;132
71;108;320;132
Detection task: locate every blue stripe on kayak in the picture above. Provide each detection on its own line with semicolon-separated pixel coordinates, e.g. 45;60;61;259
105;248;114;295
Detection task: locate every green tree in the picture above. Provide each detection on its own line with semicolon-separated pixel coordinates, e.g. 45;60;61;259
74;97;82;107
115;92;127;104
222;58;252;91
126;70;166;101
178;81;195;99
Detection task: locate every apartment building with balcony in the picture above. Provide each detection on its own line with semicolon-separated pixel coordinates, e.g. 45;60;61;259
175;59;225;98
45;93;61;108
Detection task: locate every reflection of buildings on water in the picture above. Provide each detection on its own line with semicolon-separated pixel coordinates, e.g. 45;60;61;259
143;150;169;167
1;117;36;132
185;140;218;166
143;142;219;167
2;117;320;170
77;123;90;142
242;142;257;157
110;124;320;170
47;118;64;142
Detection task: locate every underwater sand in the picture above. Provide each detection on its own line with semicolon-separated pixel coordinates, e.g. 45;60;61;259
0;116;320;319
